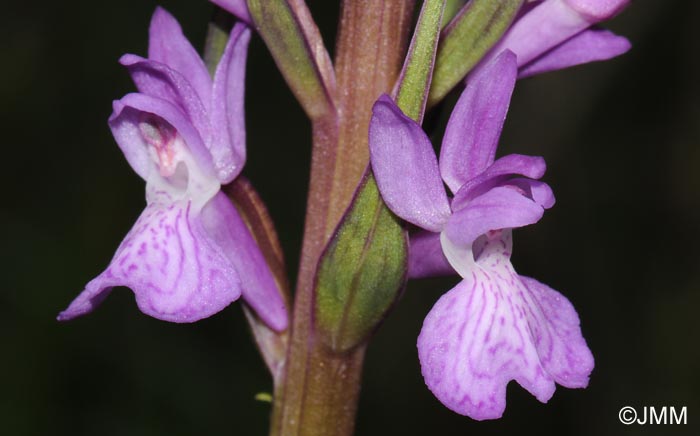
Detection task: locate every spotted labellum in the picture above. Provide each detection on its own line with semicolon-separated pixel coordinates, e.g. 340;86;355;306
369;51;594;419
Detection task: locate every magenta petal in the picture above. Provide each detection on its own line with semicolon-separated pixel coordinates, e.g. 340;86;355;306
417;274;554;419
210;0;252;23
109;93;216;181
148;7;213;108
483;0;592;69
519;28;631;78
440;51;517;193
564;0;630;22
451;154;547;208
519;276;595;388
200;192;288;331
418;232;593;419
445;186;544;248
119;55;211;144
369;95;451;232
210;23;251;183
409;231;455;279
510;178;556;209
58;197;241;323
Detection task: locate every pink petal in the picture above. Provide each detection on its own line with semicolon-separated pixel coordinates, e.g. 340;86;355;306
564;0;630;22
200;192;288;331
109;93;216;182
148;7;213;109
119;55;211;145
210;23;251;183
451;154;547;208
369;95;451;232
409;230;455;279
509;178;556;209
519;276;594;388
417;273;554;419
519;28;631;78
480;0;595;70
440;51;517;193
418;231;593;419
445;186;544;248
58;196;241;323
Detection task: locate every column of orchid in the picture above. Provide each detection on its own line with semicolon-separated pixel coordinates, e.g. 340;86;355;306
60;1;630;435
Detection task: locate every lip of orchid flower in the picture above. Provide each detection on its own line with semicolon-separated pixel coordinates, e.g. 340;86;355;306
418;230;594;420
58;8;288;330
369;50;593;419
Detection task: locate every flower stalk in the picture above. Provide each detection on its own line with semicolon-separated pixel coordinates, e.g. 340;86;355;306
268;1;415;435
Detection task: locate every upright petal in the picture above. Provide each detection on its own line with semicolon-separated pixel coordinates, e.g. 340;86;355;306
519;28;631;78
509;178;556;209
58;195;241;323
445;186;544;248
451;154;547;207
109;93;216;183
409;230;455;279
418;231;591;419
440;52;517;193
119;55;211;144
148;7;213;108
210;23;251;183
200;192;288;331
369;95;451;232
210;0;252;24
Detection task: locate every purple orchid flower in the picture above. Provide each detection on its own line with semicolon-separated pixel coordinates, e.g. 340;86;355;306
369;51;593;419
476;0;631;77
58;8;287;330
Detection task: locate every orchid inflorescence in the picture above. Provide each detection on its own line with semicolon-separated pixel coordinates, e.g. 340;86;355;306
59;0;630;431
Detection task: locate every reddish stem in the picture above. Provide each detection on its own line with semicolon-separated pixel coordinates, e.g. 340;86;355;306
270;2;415;435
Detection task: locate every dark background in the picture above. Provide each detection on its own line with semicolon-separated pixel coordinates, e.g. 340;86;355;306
2;0;698;435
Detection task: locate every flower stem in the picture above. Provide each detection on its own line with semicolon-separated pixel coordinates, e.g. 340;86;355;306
270;1;415;435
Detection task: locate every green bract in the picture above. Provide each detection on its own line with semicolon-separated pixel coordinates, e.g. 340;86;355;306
248;0;335;119
429;0;523;107
315;174;407;352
